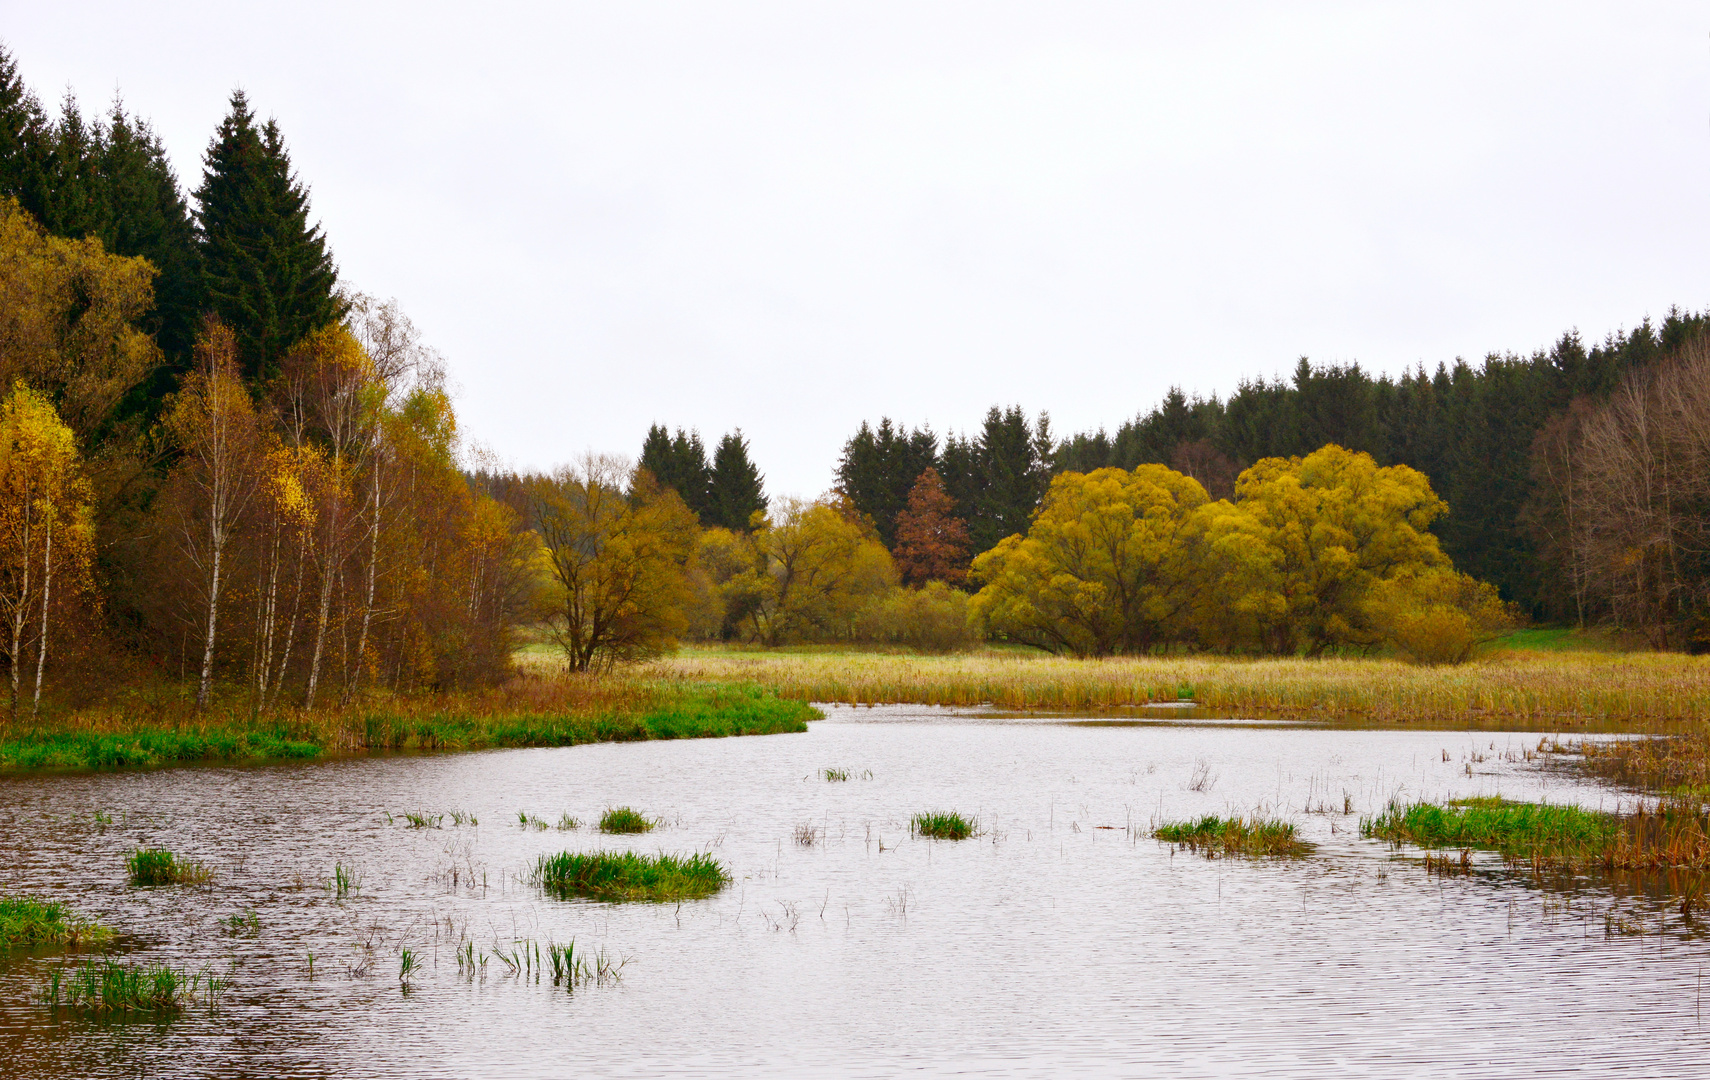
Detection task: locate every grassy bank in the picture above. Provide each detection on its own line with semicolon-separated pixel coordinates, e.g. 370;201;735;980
1362;797;1710;871
0;680;817;774
647;647;1710;725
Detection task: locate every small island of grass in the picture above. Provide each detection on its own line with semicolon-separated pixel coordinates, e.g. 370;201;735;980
533;850;728;902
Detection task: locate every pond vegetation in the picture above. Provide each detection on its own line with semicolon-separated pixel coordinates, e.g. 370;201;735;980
532;851;728;902
911;811;976;840
1153;816;1309;857
127;848;213;886
41;958;229;1015
1362;797;1710;871
0;897;112;949
598;807;656;834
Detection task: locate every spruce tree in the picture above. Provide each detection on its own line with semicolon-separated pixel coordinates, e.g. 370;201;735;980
638;424;712;520
706;430;767;531
194;91;342;383
0;45;47;220
834;418;938;548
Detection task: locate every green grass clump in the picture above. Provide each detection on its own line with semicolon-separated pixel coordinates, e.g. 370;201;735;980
1154;815;1309;857
0;897;112;949
823;768;850;782
533;850;728;902
403;811;443;828
127;848;213;886
556;813;579;831
912;811;975;840
599;807;656;834
41;958;228;1015
1361;799;1619;858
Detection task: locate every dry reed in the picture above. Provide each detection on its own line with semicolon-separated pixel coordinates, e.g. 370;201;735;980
647;648;1710;725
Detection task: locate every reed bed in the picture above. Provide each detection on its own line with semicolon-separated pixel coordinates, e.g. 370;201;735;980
0;678;817;773
1153;815;1309;857
0;897;112;949
41;957;228;1015
532;851;729;902
911;811;976;840
1362;798;1710;871
127;849;213;886
647;648;1710;724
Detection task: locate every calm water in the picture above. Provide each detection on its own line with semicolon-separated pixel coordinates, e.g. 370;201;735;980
0;706;1704;1078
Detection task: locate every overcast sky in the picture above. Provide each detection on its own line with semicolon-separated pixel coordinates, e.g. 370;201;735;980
8;3;1709;496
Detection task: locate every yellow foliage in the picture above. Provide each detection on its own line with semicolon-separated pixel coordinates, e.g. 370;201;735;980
970;465;1210;656
1367;566;1518;664
854;582;976;653
743;498;895;646
0;200;159;440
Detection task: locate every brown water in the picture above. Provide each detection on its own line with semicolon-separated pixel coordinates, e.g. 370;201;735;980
0;705;1704;1078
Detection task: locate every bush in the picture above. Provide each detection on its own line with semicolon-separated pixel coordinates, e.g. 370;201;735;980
1368;567;1518;664
855;582;976;653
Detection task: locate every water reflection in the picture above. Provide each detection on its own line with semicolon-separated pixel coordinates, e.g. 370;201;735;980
0;705;1705;1077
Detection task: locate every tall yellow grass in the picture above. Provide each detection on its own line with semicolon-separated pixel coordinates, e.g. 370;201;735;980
646;648;1710;725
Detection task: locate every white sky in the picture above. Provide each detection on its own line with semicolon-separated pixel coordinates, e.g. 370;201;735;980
8;3;1709;497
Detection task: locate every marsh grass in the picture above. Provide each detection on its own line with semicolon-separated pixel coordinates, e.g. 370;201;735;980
599;807;656;834
823;768;850;782
533;850;729;902
0;897;112;949
332;863;360;898
556;813;579;831
911;811;976;840
1362;797;1710;871
41;958;228;1015
0;679;817;774
127;849;213;886
518;811;548;831
649;648;1710;725
449;809;477;826
403;811;443;829
219;911;260;937
1154;816;1309;857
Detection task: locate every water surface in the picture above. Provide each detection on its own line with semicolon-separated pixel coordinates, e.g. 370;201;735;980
0;705;1702;1078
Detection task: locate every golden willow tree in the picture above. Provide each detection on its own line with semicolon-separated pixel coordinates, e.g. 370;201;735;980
972;445;1513;663
0;384;93;716
531;459;697;672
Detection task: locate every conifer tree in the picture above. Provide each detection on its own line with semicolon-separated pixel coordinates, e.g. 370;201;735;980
706;430;767;531
834;418;937;547
194;91;342;383
0;45;47;221
638;424;712;520
892;467;971;586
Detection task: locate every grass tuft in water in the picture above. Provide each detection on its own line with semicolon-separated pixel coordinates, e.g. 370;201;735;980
332;862;360;898
41;958;229;1015
556;813;579;831
533;850;728;902
518;811;548;831
911;811;975;840
449;809;477;826
598;807;656;834
403;811;443;829
0;897;112;949
1154;816;1309;857
127;848;213;886
823;768;850;782
219;910;260;937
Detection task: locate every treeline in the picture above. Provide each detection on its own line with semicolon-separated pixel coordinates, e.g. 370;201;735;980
829;312;1710;641
0;45;534;712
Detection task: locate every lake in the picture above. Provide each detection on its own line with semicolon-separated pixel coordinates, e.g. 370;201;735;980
0;704;1702;1078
